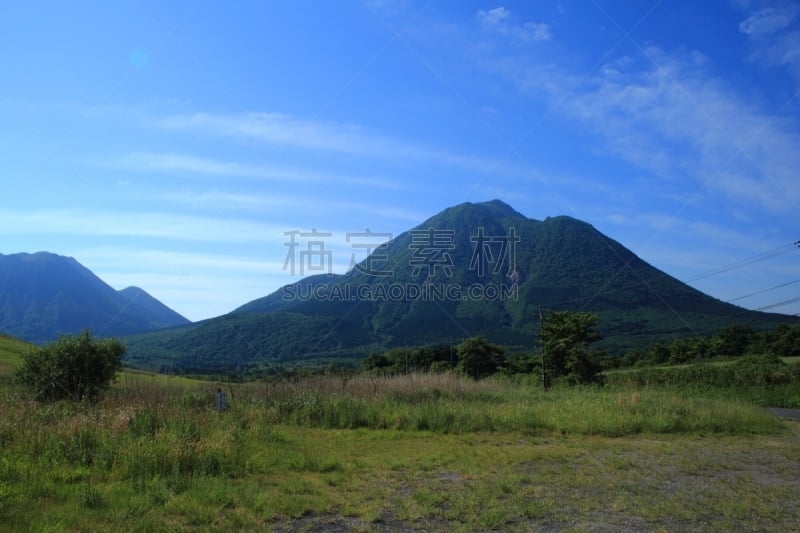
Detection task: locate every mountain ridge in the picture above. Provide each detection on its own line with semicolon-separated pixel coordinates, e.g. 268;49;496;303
0;252;191;343
123;200;791;372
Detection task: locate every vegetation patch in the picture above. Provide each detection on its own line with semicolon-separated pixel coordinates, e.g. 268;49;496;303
1;373;799;531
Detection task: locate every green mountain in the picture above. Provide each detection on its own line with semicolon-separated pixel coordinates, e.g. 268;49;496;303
124;200;791;372
0;252;191;343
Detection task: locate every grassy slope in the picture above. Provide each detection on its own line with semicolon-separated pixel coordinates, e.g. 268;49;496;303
115;368;209;389
0;334;32;376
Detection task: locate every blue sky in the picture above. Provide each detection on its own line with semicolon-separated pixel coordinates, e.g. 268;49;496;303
1;0;798;321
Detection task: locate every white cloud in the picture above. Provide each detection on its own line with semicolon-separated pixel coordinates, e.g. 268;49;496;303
738;4;800;81
477;6;552;42
739;6;796;36
110;151;410;191
759;30;800;70
478;6;510;26
157;112;526;176
163;191;300;211
118;152;279;179
161;112;369;155
162;189;428;223
500;47;800;213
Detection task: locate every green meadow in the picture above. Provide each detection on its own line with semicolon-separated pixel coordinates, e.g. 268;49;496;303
1;355;799;531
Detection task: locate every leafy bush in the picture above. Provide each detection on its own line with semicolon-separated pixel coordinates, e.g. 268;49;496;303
15;331;124;402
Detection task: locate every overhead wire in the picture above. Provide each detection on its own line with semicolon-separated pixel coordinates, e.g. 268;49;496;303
684;241;799;282
754;296;800;312
727;279;800;302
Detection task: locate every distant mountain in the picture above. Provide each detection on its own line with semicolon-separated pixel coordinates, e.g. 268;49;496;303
118;286;189;328
0;252;190;343
124;200;791;372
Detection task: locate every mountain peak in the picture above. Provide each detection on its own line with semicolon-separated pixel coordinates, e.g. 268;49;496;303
1;251;76;263
415;199;530;233
119;286;148;296
118;286;191;326
449;199;527;220
0;253;191;342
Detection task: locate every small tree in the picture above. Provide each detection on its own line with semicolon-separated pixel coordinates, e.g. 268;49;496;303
540;311;603;387
15;331;125;402
456;336;505;379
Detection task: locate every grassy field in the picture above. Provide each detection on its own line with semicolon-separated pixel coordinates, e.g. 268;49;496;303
0;334;30;376
1;373;799;531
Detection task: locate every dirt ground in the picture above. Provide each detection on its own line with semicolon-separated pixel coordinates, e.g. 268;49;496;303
271;422;800;533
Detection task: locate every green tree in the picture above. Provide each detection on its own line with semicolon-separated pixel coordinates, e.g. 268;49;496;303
669;337;711;364
540;311;603;387
15;331;125;402
712;324;755;358
763;324;800;357
456;336;505;379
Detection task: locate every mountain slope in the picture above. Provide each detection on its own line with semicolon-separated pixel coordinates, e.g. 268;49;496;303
118;286;190;328
0;252;191;343
124;200;791;371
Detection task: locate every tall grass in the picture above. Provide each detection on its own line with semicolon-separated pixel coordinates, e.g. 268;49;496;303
215;372;783;436
0;372;792;530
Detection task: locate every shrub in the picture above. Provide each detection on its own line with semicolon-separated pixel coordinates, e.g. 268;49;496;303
15;331;125;402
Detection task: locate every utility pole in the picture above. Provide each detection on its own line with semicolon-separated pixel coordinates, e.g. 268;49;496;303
539;307;548;392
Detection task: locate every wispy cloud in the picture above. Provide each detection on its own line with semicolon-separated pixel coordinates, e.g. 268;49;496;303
479;37;800;213
0;209;288;243
162;189;428;223
739;5;797;36
161;112;373;155
477;7;552;42
110;152;409;190
157;112;525;176
161;190;301;211
565;49;800;212
738;3;800;81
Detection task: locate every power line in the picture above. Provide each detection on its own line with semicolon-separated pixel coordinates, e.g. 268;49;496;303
684;241;800;282
727;279;800;303
754;295;800;312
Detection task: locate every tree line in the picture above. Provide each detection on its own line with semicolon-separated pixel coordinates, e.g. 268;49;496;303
613;323;800;368
364;315;800;387
12;318;800;404
364;311;606;386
